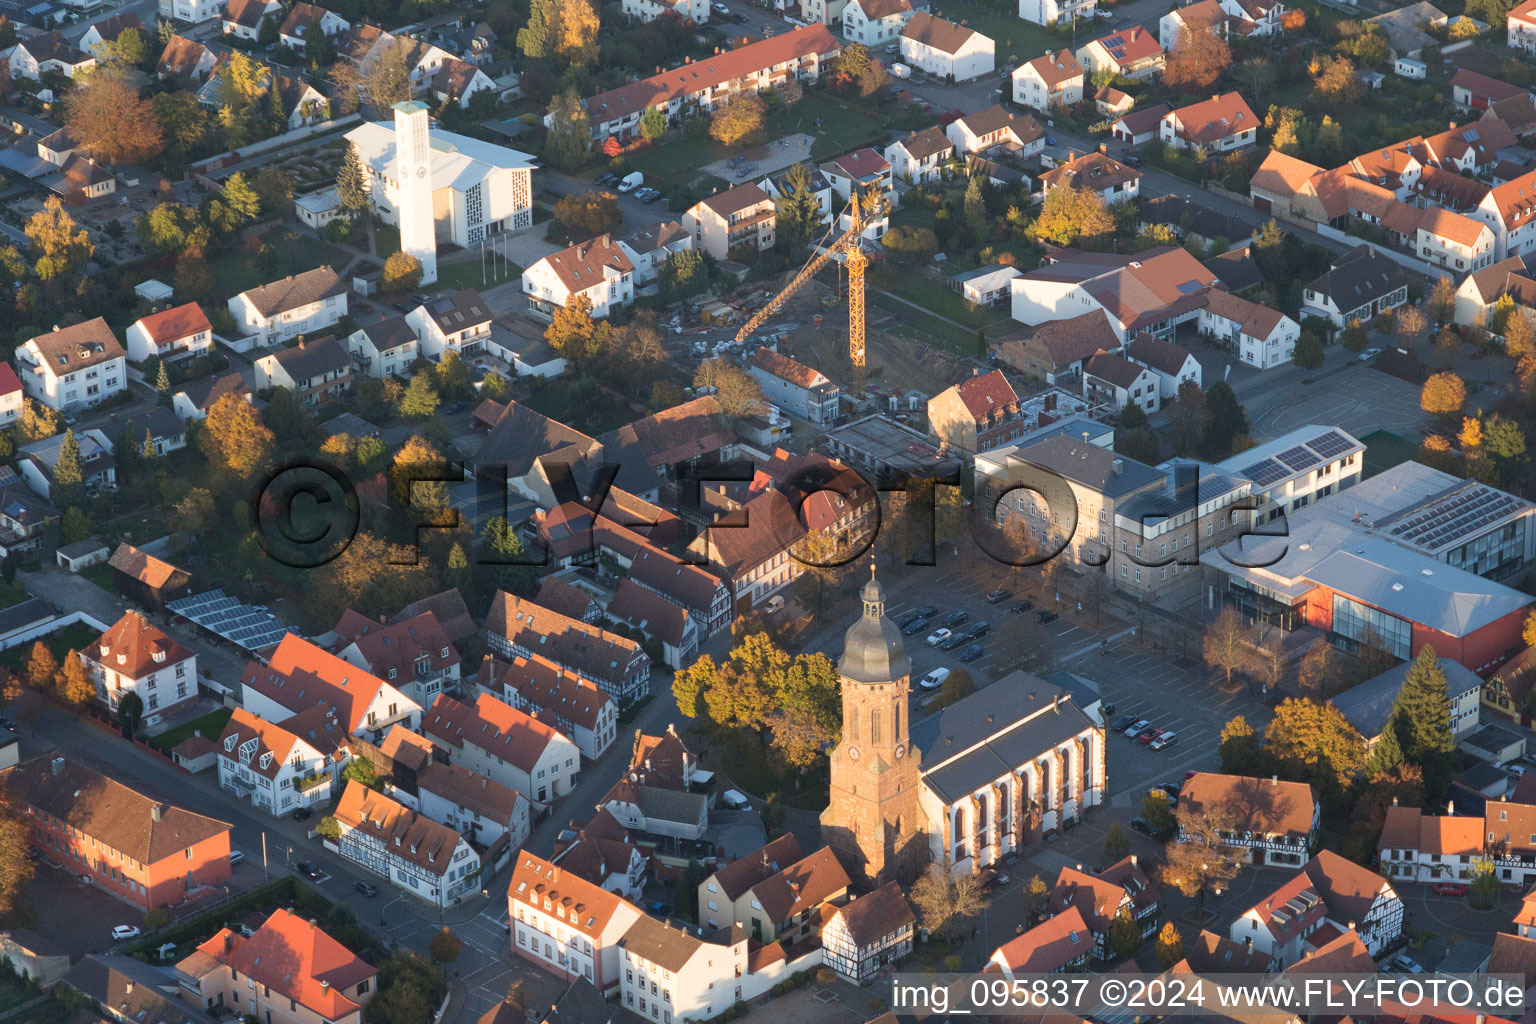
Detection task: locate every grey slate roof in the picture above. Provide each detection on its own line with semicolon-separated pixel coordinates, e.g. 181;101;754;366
636;784;707;824
1331;656;1483;738
1010;434;1163;497
911;671;1095;804
1305;244;1414;311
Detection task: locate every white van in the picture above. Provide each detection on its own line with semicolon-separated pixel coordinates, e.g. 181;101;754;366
722;789;753;812
765;594;786;614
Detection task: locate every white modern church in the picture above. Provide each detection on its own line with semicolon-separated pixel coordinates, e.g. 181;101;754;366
346;102;537;284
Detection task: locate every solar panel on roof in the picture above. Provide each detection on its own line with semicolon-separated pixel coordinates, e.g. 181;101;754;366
1242;460;1288;487
169;589;293;651
1276;445;1320;473
1109;48;1126;59
1306;430;1355;458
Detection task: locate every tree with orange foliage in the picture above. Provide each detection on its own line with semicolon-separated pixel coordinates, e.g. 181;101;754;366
1280;9;1305;30
1165;24;1232;92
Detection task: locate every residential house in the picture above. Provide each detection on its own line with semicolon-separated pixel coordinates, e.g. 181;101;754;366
1018;0;1096;26
1084;351;1161;413
606;579;697;670
1231;852;1403;965
1040;150;1142;202
595;395;737;505
1378;805;1484;883
1452;68;1528;111
617;221;693;286
551;808;649;899
1300;244;1413;327
106;541;190;611
991;310;1118;384
884;126;953;184
1045;856;1159;960
18;429;116;500
215;706;346;816
622;0;709;23
69;956;218;1024
0;486;58;555
0;365;21;428
625;543;734;637
842;0;915;47
748;346;840;423
699;835;804;930
1124;336;1201;401
522;236;635;320
125;303;213;364
616;918;806;1024
417;761;530;856
1227;869;1328;969
1199;289;1299;368
487;591;652;704
682;184;776;261
1010;245;1219;343
1159;92;1258;152
220;0;281;40
228;266;348;345
947;265;1021;310
573;26;841;143
686;488;807;611
820;148;893;238
1112;103;1172;146
161;0;223;26
1096;85;1134;116
801;0;852;24
1220;0;1286;35
346;317;417;378
84;611;198;726
172;373;252;422
1383;203;1495;272
987;907;1094;975
509;850;644;995
332;781;481;906
277;3;349;51
173;909;375;1024
485;652;618;762
900;12;994;81
926;368;1025;460
240;633;423;743
430;57;497;109
158;37;216;82
1453;254;1536;325
1160;0;1226;49
1472;167;1536;259
422;692;581;805
252;335;353;406
1512;0;1536;54
79;14;147;58
8;34;95;81
1014;50;1085;110
1179;772;1320;866
334;608;462;708
16;318;126;412
945;104;1044;156
819;882;914;984
699;842;849;944
1076;26;1164;81
405;288;493;360
5;754;230;911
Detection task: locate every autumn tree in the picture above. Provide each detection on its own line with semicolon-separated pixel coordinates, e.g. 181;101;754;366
673;653;715;718
65;69;164;165
546;294;608;362
1310;54;1360;101
693;359;764;417
544;90;590;171
199;392;275;476
1165;24;1231;91
329;38;411;112
391;435;451;513
1162;806;1244;915
1428;275;1456;326
1202;607;1250;685
1396;304;1427;341
1142;792;1175;835
26;196;93;282
909;860;986;938
1155;922;1185;968
1297;643;1338;697
710;96;768;148
552;190;622;240
767;707;833;770
1034;186;1115;247
1264;697;1367;798
1506;309;1536;360
1218;714;1264;775
55;651;92;706
551;0;600;66
382;251;424;293
1524;608;1536;649
1421;372;1467;416
1104;822;1131;860
0;795;35;917
428;927;464;967
24;642;57;693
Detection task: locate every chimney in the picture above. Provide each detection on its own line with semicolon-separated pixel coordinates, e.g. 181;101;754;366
1112;459;1123;474
1130;854;1137;867
1272;775;1278;786
1098;143;1108;155
321;981;330;994
1053;695;1061;713
151;803;162;823
124;982;133;995
1348;921;1356;932
50;756;65;775
1448;801;1454;815
1244;937;1253;951
1391;796;1398;806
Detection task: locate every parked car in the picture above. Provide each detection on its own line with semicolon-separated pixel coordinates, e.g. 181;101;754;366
919;667;951;690
1095;7;1113;17
1393;955;1424;974
902;617;933;635
111;925;141;940
1037;610;1059;624
713;3;730;13
1129;817;1154;835
1160;781;1183;798
292;862;322;880
1123;719;1151;738
966;621;991;639
354;881;378;898
925;628;953;646
1009;599;1034;615
986;589;1012;604
595;172;620;186
1150;731;1177;751
228;850;245;866
1432;882;1467;896
640;189;666;204
1122;154;1142;167
1359;347;1383;362
1112;715;1140;733
292;807;313;822
994;873;1010;886
940;633;967;651
959;644;985;662
900;606;937;627
1045;136;1057;146
648;900;670;914
942;610;968;628
1137;725;1162;743
412;293;430;305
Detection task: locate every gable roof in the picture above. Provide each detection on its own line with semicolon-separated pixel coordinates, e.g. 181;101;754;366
821;147;890;181
698;182;772;218
1125;336;1195;376
853;0;912;17
1303;849;1390;926
1025;49;1083;88
225;0;275;27
1039;150;1141;192
1250;149;1325;197
188;908;374;1021
241;633;392;733
133;302;211;344
1087;25;1161;65
710;834;805;900
418;288;491;334
900;11;983;53
422;692;566;773
158;35;212;77
236;266;344;318
748;845;850;924
607;579;692;648
993;310;1118;372
333;780;466;876
1085;350;1147;389
510;850;637;938
1202;288;1287;341
1179;772;1317;837
107;542;185;590
475;400;599;478
484;653;613;733
750;346;829;389
946;368;1018;421
176;372;251;412
279;2;336;38
4;754;229;864
829;881;914;945
890;125;953;161
26;318;123;376
598;395;735;471
487;591;646;687
990;905;1092;972
1165;92;1257;144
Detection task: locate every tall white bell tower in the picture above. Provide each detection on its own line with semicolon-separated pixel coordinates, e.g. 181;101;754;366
393;100;438;286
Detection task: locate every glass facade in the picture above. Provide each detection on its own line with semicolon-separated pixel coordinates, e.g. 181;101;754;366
1224;576;1301;630
1331;594;1412;659
1443;519;1527;581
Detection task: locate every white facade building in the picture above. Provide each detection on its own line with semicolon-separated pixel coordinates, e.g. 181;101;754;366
334;780;481;907
16;319;126;413
227;267;348;346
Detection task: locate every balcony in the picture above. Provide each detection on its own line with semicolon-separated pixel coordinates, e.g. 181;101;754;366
295;772;331;793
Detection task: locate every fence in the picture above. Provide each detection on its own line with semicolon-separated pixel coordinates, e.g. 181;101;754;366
0;608;111;652
188;113;362;179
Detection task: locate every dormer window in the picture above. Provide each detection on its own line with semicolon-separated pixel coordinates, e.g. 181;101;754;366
259;752;272;769
224;735;237;752
239;739;258;763
152;650;166;663
116;654;126;665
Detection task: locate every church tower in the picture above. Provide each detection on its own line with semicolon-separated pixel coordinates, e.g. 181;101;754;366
820;565;925;887
393;100;438;286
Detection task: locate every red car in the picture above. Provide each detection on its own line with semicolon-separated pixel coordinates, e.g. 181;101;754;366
1185;769;1200;781
1433;883;1467;896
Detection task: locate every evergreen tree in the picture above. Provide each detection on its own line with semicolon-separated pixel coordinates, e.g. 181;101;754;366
1390;646;1454;794
399;372;440;419
336;141;369;217
1363;722;1404;777
155;361;171;395
1201;381;1250;458
963;175;987;241
518;0;553;59
1107;909;1142;959
141;428;156;461
447;542;470;593
52;428;85;509
113;428;140;479
481;516;534;599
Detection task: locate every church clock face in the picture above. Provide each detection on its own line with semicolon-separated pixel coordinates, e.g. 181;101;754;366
416;167;428;178
848;746;860;761
894;743;906;760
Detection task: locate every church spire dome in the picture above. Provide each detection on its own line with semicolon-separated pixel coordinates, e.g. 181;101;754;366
839;560;910;684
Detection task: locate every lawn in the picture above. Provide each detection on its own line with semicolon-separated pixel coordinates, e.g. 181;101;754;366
870;268;1012;330
432;255;523;294
79;562;116;592
930;0;1075;62
208;228;351;297
1360;429;1418;478
869;291;988;355
148;708;233;753
0;623;101;674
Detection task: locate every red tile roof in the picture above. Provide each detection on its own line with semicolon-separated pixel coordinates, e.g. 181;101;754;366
1165;92;1257;145
1243;870;1325;943
93;611;193;679
484;652;613;733
0;364;19;398
510;850;637;938
422;692;566;773
950;368;1019;421
1202;289;1287;341
901;12;982;55
1179;771;1317;837
990;905;1093;973
1087;25;1161;66
242;633;391;734
133;302;210;345
1024;50;1083;89
751;346;828;389
334;780;468;877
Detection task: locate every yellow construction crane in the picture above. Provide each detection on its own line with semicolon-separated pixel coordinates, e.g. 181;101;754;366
733;190;891;396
